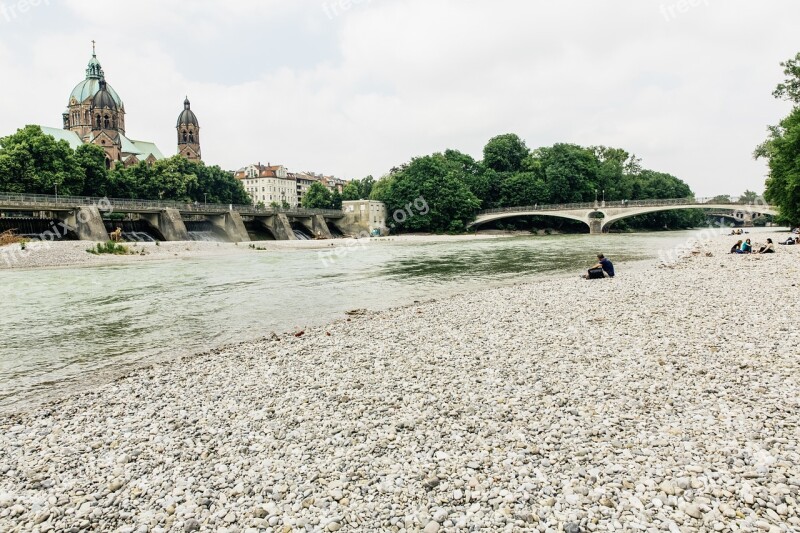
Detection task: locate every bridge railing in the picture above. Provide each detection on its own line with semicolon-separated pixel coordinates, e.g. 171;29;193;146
477;196;769;215
0;192;342;217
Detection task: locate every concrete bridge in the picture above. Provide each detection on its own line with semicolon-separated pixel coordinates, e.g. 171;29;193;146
0;192;346;242
471;197;778;234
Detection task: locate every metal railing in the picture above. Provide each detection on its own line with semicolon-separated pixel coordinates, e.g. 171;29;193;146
0;192;343;217
477;196;771;215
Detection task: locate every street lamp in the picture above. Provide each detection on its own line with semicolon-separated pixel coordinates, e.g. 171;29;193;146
204;193;207;206
602;189;605;206
54;183;58;201
594;189;598;205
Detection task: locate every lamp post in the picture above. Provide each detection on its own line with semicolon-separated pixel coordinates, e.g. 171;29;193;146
54;183;58;202
594;189;598;207
602;189;605;207
204;193;207;206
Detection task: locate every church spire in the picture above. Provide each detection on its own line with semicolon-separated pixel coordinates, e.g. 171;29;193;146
85;41;104;80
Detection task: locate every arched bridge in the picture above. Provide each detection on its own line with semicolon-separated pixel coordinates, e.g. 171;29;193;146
471;197;778;234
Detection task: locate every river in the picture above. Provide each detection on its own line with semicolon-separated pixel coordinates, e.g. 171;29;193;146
0;228;772;410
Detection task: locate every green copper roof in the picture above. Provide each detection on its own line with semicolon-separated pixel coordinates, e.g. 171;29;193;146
69;53;123;108
119;135;140;155
130;140;165;161
39;126;83;150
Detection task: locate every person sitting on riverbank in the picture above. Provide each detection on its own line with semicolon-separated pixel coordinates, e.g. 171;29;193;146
779;236;800;245
583;254;615;279
730;240;742;254
757;238;775;254
739;239;753;254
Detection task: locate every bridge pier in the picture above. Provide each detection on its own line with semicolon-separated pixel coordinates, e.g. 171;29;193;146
206;212;250;243
61;206;109;241
296;215;332;239
588;219;603;235
253;214;297;240
140;209;189;241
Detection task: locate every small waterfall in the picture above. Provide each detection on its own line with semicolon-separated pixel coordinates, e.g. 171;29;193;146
188;231;226;242
122;232;156;243
104;220;159;242
186;221;227;242
293;230;311;240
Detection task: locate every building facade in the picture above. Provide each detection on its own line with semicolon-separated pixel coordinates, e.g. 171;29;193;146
235;164;298;207
342;200;388;236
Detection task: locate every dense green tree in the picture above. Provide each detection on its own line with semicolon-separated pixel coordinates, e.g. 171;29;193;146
0;125;87;195
188;163;249;204
342;176;376;201
331;189;343;210
758;107;800;225
302;181;334;209
369;174;395;202
532;144;600;203
380;153;480;233
758;53;800;225
75;144;110;197
499;172;548;207
341;181;361;201
483;134;529;173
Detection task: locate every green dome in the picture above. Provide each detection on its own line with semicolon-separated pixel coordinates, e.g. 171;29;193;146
68;54;124;108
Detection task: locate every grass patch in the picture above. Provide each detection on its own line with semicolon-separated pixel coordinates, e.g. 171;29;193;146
87;241;131;255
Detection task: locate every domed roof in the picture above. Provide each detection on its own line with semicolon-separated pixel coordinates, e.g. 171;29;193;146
177;97;199;128
92;80;118;110
68;53;123;108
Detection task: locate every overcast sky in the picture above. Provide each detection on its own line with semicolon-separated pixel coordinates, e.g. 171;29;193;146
1;0;798;196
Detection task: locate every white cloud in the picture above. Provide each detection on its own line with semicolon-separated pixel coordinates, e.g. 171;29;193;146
1;0;798;196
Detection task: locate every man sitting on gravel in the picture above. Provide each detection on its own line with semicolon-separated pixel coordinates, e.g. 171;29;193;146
583;254;615;279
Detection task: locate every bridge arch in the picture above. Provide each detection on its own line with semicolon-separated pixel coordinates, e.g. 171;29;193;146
601;204;779;232
469;210;592;232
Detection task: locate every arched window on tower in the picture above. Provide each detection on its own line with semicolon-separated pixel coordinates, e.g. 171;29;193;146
96;114;101;129
189;132;195;144
104;115;110;129
182;130;188;142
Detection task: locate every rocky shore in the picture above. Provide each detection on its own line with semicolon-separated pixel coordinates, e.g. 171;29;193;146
1;234;799;532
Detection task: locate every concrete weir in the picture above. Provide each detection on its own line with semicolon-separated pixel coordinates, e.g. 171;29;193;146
0;193;349;242
63;206;110;241
207;212;250;243
141;209;189;241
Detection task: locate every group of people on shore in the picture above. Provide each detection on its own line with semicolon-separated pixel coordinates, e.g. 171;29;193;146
730;238;774;254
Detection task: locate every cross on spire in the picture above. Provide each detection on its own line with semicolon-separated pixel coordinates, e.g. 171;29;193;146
91;40;96;56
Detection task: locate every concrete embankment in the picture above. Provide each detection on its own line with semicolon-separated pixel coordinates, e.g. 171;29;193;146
0;234;798;531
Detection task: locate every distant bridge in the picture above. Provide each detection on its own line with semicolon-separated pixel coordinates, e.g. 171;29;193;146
0;192;346;242
471;197;778;234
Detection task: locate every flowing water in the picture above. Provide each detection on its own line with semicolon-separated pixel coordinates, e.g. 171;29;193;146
0;228;778;410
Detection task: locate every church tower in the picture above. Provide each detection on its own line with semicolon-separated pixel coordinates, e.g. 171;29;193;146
89;79;123;167
64;43;125;141
177;97;201;161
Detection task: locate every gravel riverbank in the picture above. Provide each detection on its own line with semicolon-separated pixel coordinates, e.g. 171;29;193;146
1;234;799;532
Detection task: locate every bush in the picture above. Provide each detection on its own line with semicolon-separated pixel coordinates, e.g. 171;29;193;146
87;241;130;255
